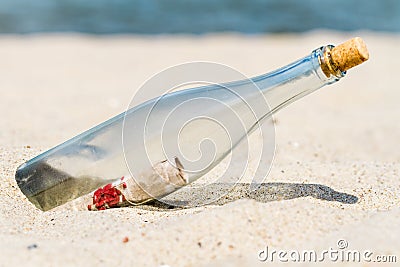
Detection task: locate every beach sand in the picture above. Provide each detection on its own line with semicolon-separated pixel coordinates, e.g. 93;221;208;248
0;32;399;266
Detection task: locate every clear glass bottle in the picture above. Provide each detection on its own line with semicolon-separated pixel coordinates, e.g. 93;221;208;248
15;38;369;211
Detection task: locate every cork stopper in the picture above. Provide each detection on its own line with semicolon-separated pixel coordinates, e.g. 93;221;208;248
330;37;369;72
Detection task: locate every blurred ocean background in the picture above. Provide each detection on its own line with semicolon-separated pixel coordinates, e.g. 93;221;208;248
0;0;399;34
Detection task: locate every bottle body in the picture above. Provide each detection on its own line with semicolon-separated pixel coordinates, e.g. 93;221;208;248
15;46;344;211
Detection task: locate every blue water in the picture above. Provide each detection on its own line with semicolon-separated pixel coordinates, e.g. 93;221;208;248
0;0;399;34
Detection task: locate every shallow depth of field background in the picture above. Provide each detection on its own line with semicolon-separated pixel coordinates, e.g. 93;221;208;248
0;0;399;34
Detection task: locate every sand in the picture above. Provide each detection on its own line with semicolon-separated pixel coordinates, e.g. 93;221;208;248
0;32;399;266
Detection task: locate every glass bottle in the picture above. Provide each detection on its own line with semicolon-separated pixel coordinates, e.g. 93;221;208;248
15;37;369;211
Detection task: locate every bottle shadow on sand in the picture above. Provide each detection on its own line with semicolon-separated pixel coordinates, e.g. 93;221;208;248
139;182;359;211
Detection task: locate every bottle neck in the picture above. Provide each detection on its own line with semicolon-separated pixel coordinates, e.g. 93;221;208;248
251;46;346;115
